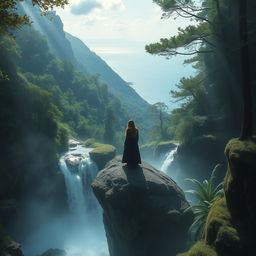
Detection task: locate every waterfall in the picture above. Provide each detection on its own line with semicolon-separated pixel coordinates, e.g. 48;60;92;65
59;142;99;222
160;146;178;173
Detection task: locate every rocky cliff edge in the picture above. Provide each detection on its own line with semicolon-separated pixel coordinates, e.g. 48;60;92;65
92;156;193;256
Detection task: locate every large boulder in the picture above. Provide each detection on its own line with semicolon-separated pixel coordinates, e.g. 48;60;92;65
92;156;193;256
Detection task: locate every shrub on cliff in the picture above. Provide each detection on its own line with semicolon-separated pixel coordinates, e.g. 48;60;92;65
185;165;223;241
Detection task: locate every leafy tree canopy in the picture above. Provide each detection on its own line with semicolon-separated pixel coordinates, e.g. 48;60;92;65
0;0;68;35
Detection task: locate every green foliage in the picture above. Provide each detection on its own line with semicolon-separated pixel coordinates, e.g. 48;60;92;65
180;197;243;256
185;165;224;241
8;29;128;142
104;104;118;145
204;197;242;256
148;102;171;141
147;0;253;145
0;69;64;199
0;25;128;204
0;1;30;35
55;122;69;153
146;23;212;56
171;75;206;108
15;29;54;74
0;0;68;36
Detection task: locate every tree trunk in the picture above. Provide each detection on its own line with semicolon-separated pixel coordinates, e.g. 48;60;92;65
239;0;253;140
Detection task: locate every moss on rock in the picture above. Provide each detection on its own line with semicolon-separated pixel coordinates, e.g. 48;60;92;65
88;142;116;170
204;197;242;256
179;197;243;256
177;241;217;256
224;138;256;254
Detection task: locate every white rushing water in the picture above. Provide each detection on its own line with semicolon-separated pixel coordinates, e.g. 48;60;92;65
160;146;178;174
57;141;108;256
13;140;108;256
59;144;99;222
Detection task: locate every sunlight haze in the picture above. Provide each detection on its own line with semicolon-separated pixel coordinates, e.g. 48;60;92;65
56;0;195;108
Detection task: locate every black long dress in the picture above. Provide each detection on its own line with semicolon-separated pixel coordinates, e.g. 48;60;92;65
122;129;141;167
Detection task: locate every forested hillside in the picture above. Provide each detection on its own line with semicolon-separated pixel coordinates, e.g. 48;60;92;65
17;1;153;135
14;28;130;144
66;32;151;121
0;0;147;211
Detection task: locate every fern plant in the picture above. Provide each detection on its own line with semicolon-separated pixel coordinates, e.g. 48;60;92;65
185;164;224;241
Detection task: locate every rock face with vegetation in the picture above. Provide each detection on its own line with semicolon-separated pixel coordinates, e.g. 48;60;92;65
140;141;176;164
178;138;256;256
170;136;227;181
84;140;116;170
178;197;243;256
154;141;177;159
224;138;256;254
92;157;193;256
0;239;25;256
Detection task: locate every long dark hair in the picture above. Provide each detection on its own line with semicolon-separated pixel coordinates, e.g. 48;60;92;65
125;120;138;136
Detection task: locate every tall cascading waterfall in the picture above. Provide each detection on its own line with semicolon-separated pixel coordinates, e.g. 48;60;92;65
160;145;178;174
59;141;100;222
159;145;188;191
56;140;108;256
11;140;108;256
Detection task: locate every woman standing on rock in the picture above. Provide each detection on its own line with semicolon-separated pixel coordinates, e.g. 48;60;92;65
122;120;141;167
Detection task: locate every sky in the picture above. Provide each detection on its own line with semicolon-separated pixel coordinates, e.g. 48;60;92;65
56;0;196;109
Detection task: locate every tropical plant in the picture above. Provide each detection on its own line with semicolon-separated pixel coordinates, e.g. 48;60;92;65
185;164;224;241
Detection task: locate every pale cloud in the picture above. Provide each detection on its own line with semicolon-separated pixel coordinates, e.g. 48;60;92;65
100;0;125;11
82;14;107;25
70;0;102;15
69;0;125;16
57;0;195;47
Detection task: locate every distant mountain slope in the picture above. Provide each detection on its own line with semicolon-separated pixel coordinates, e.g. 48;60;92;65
65;33;149;110
18;1;78;66
17;1;152;135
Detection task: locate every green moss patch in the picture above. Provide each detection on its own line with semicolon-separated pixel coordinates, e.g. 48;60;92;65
224;138;256;254
204;197;242;256
225;138;256;154
90;143;116;155
177;241;217;256
83;139;116;155
180;197;243;256
85;140;116;169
